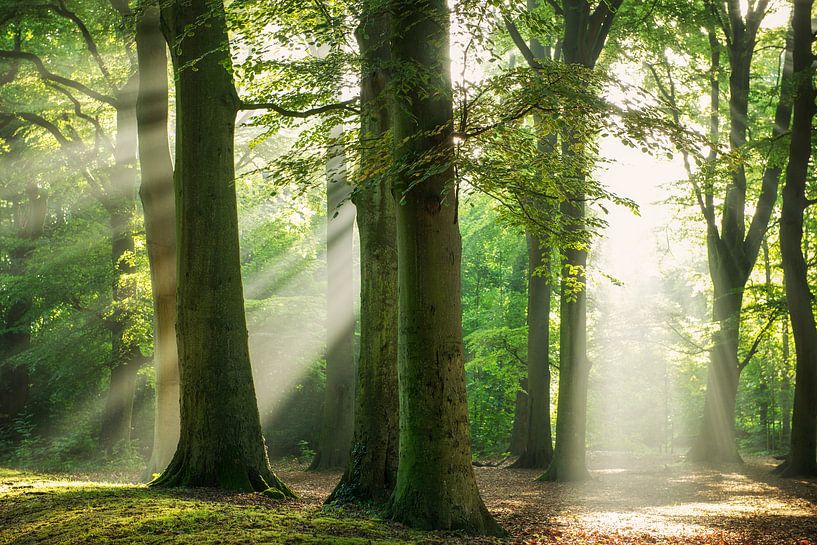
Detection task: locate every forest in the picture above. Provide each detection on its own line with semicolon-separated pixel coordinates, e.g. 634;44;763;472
0;0;816;543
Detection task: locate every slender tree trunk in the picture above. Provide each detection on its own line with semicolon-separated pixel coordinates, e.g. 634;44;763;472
152;0;292;495
311;126;356;470
0;184;47;434
328;0;399;502
509;380;529;456
513;234;553;468
539;0;620;482
101;79;145;453
135;0;179;476
782;317;792;446
779;0;817;477
385;0;502;534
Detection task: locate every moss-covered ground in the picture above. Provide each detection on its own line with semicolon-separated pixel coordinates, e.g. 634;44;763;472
3;456;817;544
0;468;451;545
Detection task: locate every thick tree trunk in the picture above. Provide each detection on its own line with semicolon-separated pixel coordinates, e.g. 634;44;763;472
779;0;817;478
311;126;356;470
152;0;292;496
385;0;501;534
512;234;553;468
328;1;399;503
135;0;179;476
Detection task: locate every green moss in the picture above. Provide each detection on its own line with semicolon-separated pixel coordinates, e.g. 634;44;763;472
0;469;452;545
261;487;286;500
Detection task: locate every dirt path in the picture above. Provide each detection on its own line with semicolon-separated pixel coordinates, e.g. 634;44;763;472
279;455;817;544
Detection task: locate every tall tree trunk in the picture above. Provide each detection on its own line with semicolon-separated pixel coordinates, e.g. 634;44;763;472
0;184;47;435
781;317;792;446
509;380;529;456
311;126;356;470
101;79;145;454
151;0;292;496
135;0;179;476
540;0;621;482
385;0;502;534
329;0;399;503
689;1;794;466
512;234;553;468
779;0;817;478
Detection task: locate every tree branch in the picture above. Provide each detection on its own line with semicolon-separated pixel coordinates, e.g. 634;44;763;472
48;0;114;89
738;310;778;372
504;18;545;70
0;50;118;107
238;98;359;117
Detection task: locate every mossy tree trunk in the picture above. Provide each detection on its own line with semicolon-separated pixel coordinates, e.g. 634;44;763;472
779;0;817;478
311;126;356;471
328;0;398;504
135;0;179;476
152;0;292;496
385;0;502;534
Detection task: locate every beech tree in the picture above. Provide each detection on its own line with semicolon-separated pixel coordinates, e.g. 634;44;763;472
779;0;817;478
385;0;502;534
328;0;399;504
687;0;794;464
151;0;291;495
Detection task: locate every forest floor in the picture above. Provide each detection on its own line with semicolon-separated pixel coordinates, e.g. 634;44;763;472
1;454;816;544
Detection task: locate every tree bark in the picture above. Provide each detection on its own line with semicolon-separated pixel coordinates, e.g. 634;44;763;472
384;0;502;534
540;0;620;482
101;78;146;454
0;183;47;435
328;0;399;503
135;0;179;476
689;10;794;465
779;0;817;478
781;317;792;446
311;125;356;470
512;234;553;468
151;0;292;495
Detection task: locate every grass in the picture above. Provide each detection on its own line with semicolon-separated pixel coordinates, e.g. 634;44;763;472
0;468;446;545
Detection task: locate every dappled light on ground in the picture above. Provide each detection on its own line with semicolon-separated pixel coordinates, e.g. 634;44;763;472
2;457;816;544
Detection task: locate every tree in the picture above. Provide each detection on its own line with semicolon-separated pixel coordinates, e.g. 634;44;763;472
541;0;622;483
311;127;356;471
131;0;179;476
384;0;502;534
506;0;558;468
328;0;399;504
688;0;794;464
150;0;292;495
779;0;817;478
